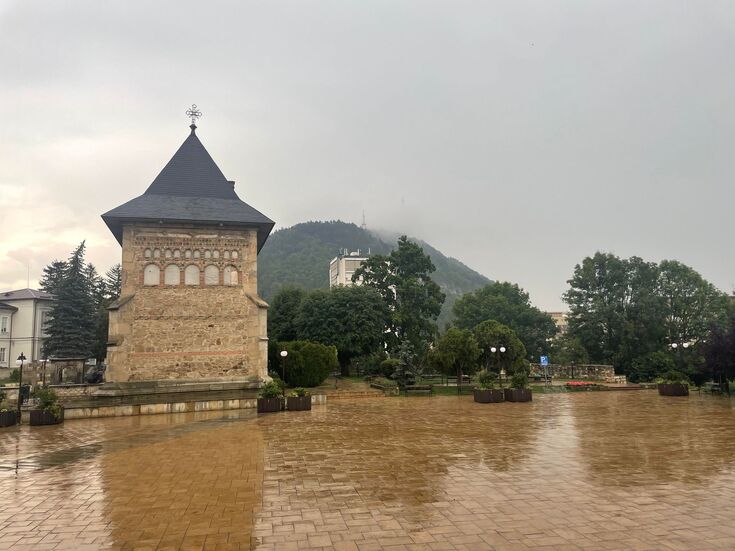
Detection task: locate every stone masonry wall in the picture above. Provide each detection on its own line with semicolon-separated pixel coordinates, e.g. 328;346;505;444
106;224;268;383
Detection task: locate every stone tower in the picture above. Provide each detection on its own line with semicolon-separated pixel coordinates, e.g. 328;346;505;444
101;122;274;384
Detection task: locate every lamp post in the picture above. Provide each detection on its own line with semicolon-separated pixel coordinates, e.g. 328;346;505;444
279;350;288;394
490;346;507;386
16;352;26;422
670;342;690;372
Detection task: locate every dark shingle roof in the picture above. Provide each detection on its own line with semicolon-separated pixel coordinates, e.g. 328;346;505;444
0;289;54;301
102;125;274;251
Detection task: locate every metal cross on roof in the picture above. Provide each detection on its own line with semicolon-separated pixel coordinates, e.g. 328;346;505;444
186;104;202;125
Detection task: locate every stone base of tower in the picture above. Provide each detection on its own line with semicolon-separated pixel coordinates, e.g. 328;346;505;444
105;287;269;384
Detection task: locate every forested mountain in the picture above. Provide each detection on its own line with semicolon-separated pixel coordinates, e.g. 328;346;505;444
257;221;491;328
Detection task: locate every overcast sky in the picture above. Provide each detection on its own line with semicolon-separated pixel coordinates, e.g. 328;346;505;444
1;1;733;310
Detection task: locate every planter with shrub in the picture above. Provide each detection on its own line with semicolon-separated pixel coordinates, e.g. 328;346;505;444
0;389;16;427
286;387;312;411
504;372;532;402
657;371;689;396
29;387;64;426
473;369;504;403
257;381;284;413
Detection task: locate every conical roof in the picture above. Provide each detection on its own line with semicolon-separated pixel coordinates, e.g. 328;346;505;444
102;125;274;251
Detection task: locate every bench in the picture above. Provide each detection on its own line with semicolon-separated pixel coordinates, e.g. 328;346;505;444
404;384;433;395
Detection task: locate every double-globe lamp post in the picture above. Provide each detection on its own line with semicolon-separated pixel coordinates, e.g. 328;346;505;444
490;346;506;386
670;342;690;372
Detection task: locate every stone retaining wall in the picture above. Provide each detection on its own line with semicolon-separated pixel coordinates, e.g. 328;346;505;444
532;363;615;380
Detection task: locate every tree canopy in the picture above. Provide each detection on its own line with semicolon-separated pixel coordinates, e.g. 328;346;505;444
42;242;98;359
354;235;445;354
427;328;480;381
267;285;389;375
453;281;557;359
268;286;307;342
563;252;733;377
473;320;527;375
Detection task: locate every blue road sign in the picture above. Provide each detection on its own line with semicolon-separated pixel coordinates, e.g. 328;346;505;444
540;356;549;366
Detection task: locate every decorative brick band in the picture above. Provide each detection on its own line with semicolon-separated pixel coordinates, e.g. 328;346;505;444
131;350;247;358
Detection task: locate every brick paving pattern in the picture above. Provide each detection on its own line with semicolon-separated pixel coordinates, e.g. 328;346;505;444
1;393;735;550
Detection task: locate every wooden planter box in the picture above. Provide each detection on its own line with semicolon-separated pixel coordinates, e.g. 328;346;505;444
0;410;18;427
286;396;312;411
29;408;64;426
504;388;532;402
658;383;689;396
473;389;504;403
257;397;284;413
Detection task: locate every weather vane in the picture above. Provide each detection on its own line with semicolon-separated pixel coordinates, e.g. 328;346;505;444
186;104;202;125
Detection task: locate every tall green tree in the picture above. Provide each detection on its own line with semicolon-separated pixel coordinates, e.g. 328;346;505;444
473;320;527;375
453;282;557;359
42;242;97;359
701;320;735;387
658;260;732;344
40;260;67;295
427;328;480;383
550;334;589;367
268;286;307;341
295;286;389;375
564;252;733;376
353;236;445;354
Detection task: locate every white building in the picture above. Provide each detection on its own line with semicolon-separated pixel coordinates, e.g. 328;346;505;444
0;289;54;369
329;249;369;287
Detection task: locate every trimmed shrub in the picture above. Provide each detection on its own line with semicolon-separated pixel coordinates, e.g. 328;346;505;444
380;358;400;379
474;369;496;389
274;340;338;387
509;371;529;389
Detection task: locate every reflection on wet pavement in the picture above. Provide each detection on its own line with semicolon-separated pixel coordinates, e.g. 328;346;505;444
1;392;734;550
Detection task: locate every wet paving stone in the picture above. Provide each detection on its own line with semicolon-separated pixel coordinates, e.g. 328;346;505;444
1;392;734;550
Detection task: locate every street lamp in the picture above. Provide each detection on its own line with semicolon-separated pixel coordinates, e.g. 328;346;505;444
15;353;26;422
490;346;507;386
670;342;691;372
279;350;288;393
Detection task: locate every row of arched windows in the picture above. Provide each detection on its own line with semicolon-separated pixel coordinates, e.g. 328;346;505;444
143;248;239;260
143;264;239;286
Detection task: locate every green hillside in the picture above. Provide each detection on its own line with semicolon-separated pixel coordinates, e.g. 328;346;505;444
257;220;491;328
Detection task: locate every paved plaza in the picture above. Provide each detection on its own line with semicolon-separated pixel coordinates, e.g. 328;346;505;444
1;392;735;550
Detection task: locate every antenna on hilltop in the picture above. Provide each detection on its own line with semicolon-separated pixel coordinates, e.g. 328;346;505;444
361;210;367;231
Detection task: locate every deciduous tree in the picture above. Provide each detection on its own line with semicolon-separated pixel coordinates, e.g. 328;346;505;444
453;282;556;360
295;286;389;375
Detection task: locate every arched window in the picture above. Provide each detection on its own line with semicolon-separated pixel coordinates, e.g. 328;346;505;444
143;264;160;286
224;265;238;286
153;249;161;258
204;250;212;259
173;249;181;258
184;250;192;259
213;250;220;259
184;265;200;285
204;265;219;285
144;248;152;258
165;249;172;259
193;250;200;259
232;250;239;259
164;264;180;285
223;251;230;260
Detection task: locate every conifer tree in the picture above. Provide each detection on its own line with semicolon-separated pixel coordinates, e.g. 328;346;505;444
42;242;97;359
40;260;67;296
